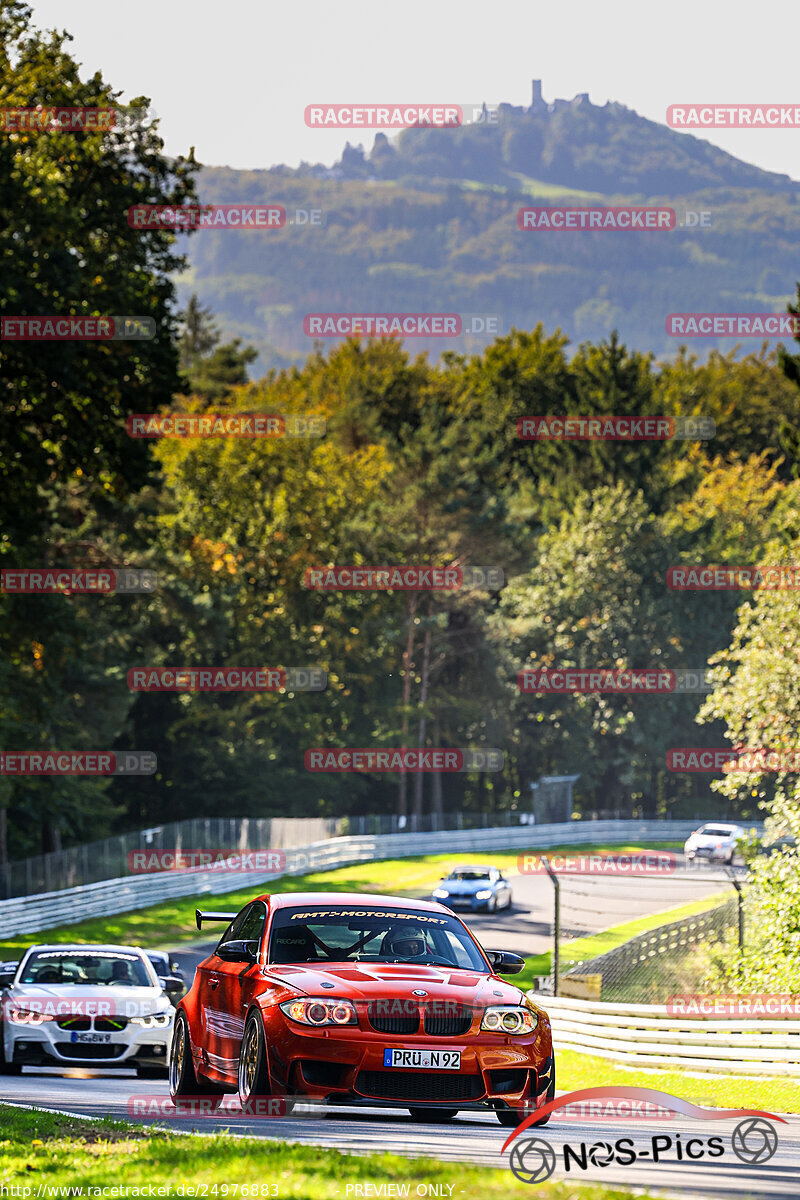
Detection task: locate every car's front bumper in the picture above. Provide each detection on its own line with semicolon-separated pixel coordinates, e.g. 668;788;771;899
5;1025;173;1069
262;1014;552;1110
434;896;493;911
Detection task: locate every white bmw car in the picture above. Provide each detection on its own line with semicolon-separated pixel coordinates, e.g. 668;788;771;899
684;822;745;865
0;944;178;1076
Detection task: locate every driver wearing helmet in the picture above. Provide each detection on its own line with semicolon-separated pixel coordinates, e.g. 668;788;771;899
382;925;428;961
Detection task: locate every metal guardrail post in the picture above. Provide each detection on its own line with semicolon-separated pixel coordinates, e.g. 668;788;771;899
542;855;560;996
726;869;745;964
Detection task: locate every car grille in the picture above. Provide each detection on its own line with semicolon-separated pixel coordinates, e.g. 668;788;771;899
368;1013;419;1035
56;1018;91;1031
55;1043;126;1059
95;1017;129;1032
423;1007;474;1037
355;1070;484;1102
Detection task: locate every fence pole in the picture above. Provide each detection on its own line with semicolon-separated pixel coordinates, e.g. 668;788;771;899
542;856;560;996
727;870;745;965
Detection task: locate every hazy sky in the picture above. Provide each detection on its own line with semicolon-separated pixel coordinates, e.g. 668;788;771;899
29;0;800;180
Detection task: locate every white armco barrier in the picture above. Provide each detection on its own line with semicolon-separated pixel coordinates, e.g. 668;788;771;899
536;995;800;1078
0;819;700;939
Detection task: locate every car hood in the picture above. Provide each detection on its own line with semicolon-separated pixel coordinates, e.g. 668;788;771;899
262;962;529;1008
436;880;491;896
687;833;734;845
7;983;170;1017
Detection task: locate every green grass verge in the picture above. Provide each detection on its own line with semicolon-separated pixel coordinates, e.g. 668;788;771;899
0;843;681;960
557;1048;800;1115
0;1104;657;1198
518;889;729;995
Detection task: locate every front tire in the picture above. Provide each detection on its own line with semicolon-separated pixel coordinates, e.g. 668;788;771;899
169;1010;224;1107
408;1107;458;1123
238;1011;272;1106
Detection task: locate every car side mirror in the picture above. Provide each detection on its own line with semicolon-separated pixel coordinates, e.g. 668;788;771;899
0;970;16;988
487;950;525;975
217;939;258;964
159;975;184;997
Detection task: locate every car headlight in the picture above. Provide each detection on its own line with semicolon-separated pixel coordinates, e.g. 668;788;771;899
129;1011;173;1028
6;1006;51;1025
480;1006;537;1034
279;998;358;1026
432;889;449;899
474;889;493;900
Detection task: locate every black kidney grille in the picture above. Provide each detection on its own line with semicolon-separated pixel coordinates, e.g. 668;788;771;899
95;1017;128;1032
355;1070;484;1102
368;1014;419;1035
423;1008;474;1036
56;1018;90;1031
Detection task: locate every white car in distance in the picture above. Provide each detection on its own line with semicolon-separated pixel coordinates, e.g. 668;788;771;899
0;944;178;1076
684;822;745;865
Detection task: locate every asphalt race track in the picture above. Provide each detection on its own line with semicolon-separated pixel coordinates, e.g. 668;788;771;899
4;1076;798;1198
5;861;789;1199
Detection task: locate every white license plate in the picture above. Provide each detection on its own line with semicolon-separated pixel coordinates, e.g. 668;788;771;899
383;1048;461;1070
71;1032;111;1044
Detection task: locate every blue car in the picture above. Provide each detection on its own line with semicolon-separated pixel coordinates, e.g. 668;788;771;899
432;865;513;913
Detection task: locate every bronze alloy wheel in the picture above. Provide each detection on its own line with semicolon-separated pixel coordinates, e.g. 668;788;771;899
169;1010;224;1104
169;1016;186;1097
238;1014;262;1100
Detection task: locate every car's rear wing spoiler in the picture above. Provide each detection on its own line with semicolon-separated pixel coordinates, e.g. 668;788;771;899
196;909;236;931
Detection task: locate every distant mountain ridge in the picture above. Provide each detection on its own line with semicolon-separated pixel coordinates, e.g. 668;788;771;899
293;80;799;196
184;81;800;372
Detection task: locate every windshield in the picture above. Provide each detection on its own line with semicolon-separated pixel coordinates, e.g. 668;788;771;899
20;950;155;987
697;826;735;837
269;905;490;971
447;870;492;881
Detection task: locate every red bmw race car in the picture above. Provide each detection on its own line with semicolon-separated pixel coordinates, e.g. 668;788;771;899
170;892;554;1126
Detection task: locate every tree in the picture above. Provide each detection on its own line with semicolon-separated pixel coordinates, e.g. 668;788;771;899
0;0;198;545
0;0;197;855
177;294;257;402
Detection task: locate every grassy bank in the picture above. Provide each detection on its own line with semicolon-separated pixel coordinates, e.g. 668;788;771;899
0;842;681;959
557;1048;800;1115
0;1105;654;1199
